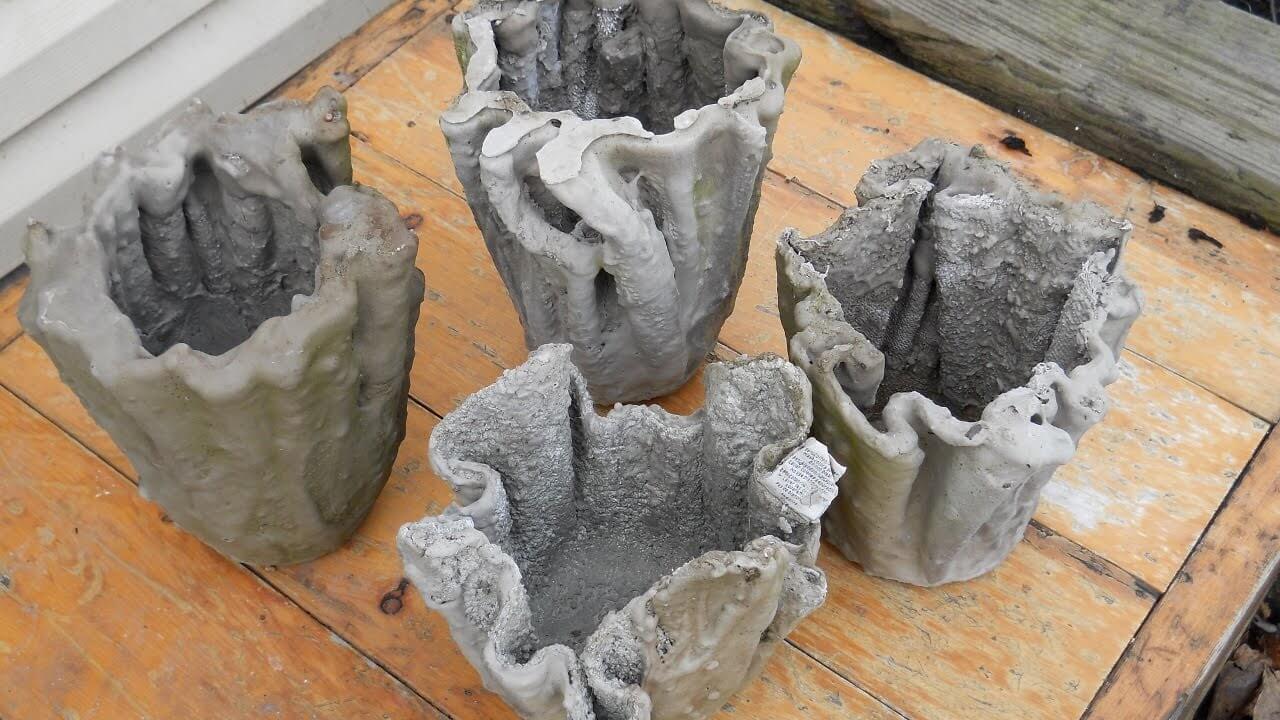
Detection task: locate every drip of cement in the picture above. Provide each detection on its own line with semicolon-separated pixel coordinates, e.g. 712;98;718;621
776;139;1143;586
398;344;839;719
441;0;802;403
20;89;425;566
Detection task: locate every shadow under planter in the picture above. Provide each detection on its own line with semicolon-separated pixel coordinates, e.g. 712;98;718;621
441;0;802;404
398;344;840;720
776;139;1142;586
20;89;425;566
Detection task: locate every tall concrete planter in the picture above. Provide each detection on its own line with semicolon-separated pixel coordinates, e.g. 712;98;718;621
441;0;801;403
398;344;840;720
20;89;425;566
776;139;1142;586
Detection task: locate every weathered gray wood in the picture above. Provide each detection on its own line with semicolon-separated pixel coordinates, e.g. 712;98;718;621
775;0;1280;231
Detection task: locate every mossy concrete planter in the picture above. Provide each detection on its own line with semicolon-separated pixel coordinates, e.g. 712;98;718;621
398;344;840;719
776;139;1142;586
20;90;425;566
442;0;801;403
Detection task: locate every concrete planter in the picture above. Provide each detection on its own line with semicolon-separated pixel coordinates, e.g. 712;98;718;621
20;89;425;566
441;0;801;403
776;139;1142;586
398;344;840;719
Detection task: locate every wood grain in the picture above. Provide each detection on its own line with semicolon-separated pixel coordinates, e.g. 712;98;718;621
0;266;26;350
1039;351;1268;591
0;384;444;719
849;0;1280;231
798;531;1151;720
1086;428;1280;719
0;335;132;475
262;0;456;103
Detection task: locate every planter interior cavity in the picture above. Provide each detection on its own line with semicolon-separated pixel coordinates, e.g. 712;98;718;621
100;92;351;358
21;89;424;566
399;344;838;719
777;139;1142;586
480;0;772;132
442;0;801;404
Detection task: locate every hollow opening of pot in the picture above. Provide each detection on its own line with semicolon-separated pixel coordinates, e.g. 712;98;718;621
482;385;789;654
106;153;333;357
488;0;738;133
805;177;1123;422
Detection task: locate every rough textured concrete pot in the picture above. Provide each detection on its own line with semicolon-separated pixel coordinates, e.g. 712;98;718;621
441;0;801;404
776;139;1143;586
20;89;425;566
398;344;840;719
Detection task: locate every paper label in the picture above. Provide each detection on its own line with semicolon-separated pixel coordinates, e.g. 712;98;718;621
761;438;844;522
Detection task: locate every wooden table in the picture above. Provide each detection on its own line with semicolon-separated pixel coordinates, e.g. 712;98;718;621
2;1;1277;717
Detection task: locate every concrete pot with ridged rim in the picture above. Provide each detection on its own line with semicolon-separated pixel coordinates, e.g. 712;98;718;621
776;139;1142;587
440;0;802;404
20;89;425;566
398;344;842;720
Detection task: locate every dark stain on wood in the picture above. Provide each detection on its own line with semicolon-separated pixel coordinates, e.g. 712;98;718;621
1239;210;1268;231
999;132;1032;156
379;578;411;615
402;213;424;230
1188;228;1224;248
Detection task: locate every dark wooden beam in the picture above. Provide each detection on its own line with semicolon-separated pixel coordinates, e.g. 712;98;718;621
770;0;1280;232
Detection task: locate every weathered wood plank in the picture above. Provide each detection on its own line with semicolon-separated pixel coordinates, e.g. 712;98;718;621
0;335;133;475
0;385;444;719
1086;428;1280;719
1040;352;1268;591
0;266;26;350
796;528;1151;720
825;0;1280;233
263;0;455;103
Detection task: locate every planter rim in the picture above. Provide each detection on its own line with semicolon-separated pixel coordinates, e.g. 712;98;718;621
777;229;1142;465
442;0;801;179
21;90;368;397
400;343;836;717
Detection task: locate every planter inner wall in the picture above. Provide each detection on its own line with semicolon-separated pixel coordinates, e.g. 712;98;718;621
430;350;810;652
108;155;344;357
793;151;1126;420
489;1;739;131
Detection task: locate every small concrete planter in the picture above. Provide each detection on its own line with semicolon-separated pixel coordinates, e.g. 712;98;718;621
398;344;840;720
776;139;1142;586
20;89;425;566
441;0;801;404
